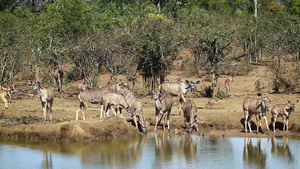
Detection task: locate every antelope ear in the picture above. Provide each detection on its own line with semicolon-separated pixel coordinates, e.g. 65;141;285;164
185;80;190;83
296;100;299;103
195;80;201;84
287;100;291;104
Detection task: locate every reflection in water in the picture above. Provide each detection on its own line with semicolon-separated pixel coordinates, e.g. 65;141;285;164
0;135;299;169
243;138;269;169
243;137;295;169
0;136;146;168
155;133;173;162
271;136;294;162
154;133;199;164
71;136;146;167
180;135;198;160
42;151;53;169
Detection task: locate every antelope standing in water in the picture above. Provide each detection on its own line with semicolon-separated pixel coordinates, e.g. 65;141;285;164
54;66;64;93
243;93;271;133
183;100;199;134
225;76;233;96
159;80;201;114
271;100;298;132
151;91;173;131
0;90;8;109
1;84;14;102
29;81;54;122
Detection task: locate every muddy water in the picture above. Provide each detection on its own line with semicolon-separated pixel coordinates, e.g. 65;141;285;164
0;134;300;169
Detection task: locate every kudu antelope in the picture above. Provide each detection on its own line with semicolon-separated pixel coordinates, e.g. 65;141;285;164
78;79;89;92
243;93;271;133
271;100;298;132
54;66;64;93
119;87;147;133
101;92;132;118
76;81;128;120
1;84;14;102
225;76;233;96
183;100;199;134
159;80;201;114
29;81;54;122
0;90;8;109
151;91;173;131
107;81;129;92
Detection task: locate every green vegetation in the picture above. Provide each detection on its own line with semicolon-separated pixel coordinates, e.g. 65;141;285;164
0;0;299;96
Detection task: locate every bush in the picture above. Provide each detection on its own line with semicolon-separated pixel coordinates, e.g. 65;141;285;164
216;88;228;99
65;67;78;83
42;75;52;84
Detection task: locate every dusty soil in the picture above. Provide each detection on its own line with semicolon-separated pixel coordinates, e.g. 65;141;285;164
0;65;300;141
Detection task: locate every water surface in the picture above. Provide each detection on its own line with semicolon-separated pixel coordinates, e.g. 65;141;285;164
0;134;299;169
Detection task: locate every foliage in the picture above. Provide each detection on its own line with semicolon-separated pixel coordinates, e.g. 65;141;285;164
0;0;299;94
127;13;178;91
267;1;285;15
188;13;235;97
0;11;26;81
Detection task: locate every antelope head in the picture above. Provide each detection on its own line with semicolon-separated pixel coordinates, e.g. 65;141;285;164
32;81;42;90
137;115;148;133
28;80;41;90
257;93;271;103
186;115;198;134
287;100;298;113
125;106;132;116
185;80;201;93
151;91;160;100
119;81;130;88
130;108;148;133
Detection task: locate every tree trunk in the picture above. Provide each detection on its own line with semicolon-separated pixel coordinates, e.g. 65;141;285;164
254;36;257;63
34;64;40;81
157;1;161;14
212;73;218;98
254;0;258;18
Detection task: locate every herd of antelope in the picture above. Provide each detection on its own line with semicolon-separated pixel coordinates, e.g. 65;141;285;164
0;71;298;134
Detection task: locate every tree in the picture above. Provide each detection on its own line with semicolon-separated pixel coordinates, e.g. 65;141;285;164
289;0;300;16
0;11;26;82
36;0;93;81
191;21;235;98
127;14;178;92
150;0;166;14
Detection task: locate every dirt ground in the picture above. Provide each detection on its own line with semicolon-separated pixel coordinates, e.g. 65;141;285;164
0;65;300;141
